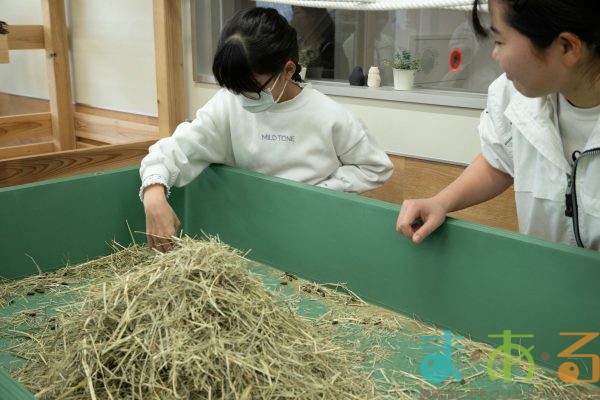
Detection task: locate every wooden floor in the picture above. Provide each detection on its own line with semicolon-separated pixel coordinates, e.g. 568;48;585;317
0;93;518;232
0;93;50;116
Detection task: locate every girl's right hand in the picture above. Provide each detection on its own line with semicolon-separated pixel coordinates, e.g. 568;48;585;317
396;197;447;244
396;155;514;244
143;184;181;252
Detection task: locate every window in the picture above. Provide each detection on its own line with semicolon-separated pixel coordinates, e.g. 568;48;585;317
192;1;501;103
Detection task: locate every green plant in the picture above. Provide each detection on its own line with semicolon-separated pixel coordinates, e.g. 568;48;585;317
391;49;421;71
298;48;317;67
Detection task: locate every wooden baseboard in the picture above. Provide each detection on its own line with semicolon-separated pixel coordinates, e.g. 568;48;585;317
75;103;158;126
74;111;159;145
0;93;50;116
0;141;54;159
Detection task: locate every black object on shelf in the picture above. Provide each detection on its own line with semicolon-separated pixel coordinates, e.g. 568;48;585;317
348;66;365;86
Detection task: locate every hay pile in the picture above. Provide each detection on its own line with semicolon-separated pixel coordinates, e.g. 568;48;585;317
6;237;600;400
12;237;376;399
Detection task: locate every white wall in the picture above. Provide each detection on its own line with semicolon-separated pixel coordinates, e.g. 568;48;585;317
0;0;48;99
69;0;157;115
336;97;481;164
0;0;157;115
0;0;482;164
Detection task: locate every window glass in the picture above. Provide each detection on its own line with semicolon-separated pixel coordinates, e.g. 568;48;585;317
193;1;502;93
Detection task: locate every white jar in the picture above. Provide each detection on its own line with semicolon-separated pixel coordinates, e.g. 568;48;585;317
367;66;381;88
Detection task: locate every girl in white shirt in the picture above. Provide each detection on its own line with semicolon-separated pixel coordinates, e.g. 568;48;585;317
141;7;393;251
397;0;600;250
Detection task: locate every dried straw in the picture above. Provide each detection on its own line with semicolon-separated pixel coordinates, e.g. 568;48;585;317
3;236;600;400
8;237;378;399
284;275;600;400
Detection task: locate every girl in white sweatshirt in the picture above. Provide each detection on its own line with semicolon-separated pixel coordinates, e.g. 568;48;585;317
141;7;393;251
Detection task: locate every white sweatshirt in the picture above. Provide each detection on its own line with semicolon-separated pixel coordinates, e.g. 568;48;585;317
140;84;393;194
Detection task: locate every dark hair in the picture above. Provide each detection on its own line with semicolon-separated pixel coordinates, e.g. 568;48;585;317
212;7;302;95
471;0;600;58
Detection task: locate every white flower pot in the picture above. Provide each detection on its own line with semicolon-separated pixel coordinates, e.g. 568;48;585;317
393;68;415;90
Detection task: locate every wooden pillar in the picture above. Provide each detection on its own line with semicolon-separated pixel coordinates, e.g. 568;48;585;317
0;34;8;64
0;21;7;63
42;0;75;151
153;0;185;137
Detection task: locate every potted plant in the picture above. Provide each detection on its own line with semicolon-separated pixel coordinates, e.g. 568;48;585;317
390;49;421;90
298;49;309;80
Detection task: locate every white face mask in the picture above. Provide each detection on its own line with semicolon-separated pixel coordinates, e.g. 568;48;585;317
239;73;288;113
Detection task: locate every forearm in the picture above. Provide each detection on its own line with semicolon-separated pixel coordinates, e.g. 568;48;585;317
435;154;513;213
318;164;392;193
140;115;230;191
328;135;393;193
142;184;169;205
142;184;180;252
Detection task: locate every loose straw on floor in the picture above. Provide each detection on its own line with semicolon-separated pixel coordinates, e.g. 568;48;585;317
3;236;599;399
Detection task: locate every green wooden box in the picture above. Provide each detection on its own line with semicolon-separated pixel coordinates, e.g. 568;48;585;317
1;166;599;398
